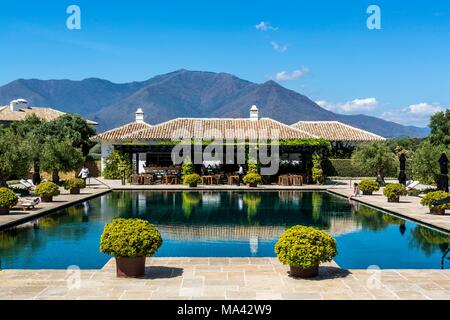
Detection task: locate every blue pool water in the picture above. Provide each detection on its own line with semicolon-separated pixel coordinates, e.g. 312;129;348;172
0;191;448;269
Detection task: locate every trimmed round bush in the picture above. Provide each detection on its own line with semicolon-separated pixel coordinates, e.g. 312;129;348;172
358;179;380;195
35;182;60;198
100;218;163;257
383;183;407;201
183;173;201;186
242;173;262;185
420;191;450;209
0;188;18;208
64;178;86;190
275;225;337;269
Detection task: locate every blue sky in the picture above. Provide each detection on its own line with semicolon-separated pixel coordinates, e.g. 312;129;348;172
0;0;449;127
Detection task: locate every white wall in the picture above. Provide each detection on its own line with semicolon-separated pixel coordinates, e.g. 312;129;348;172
100;143;114;173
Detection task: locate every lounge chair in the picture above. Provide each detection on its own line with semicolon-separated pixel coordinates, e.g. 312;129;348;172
19;179;36;191
13;197;40;210
406;181;420;191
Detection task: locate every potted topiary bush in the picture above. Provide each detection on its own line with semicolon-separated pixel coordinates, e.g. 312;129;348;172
420;190;450;215
275;225;337;278
0;188;18;215
64;178;86;195
100;218;163;277
358;179;380;195
243;173;262;187
383;183;407;203
183;173;201;187
35;181;60;202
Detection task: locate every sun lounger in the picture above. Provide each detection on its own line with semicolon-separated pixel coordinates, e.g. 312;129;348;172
13;197;40;210
406;181;420;191
19;179;36;190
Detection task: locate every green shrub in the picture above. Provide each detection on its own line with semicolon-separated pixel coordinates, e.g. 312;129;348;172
100;218;162;258
182;159;194;175
311;153;324;184
420;191;450;210
383;183;407;200
35;182;60;197
183;173;201;186
247;162;259;174
274;225;337;268
0;188;18;208
103;150;132;180
242;173;262;185
358;180;380;194
64;178;86;190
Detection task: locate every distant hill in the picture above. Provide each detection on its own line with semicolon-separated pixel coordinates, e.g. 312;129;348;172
0;69;429;138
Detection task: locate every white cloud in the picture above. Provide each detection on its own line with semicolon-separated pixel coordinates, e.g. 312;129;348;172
317;97;378;114
255;21;278;31
273;68;309;81
270;41;288;53
407;102;443;114
381;102;445;127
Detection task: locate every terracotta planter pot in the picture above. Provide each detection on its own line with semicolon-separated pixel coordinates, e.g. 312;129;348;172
116;257;146;278
41;196;53;202
362;191;373;195
0;207;10;215
429;207;445;215
289;265;319;278
249;183;257;188
387;196;399;203
70;188;80;195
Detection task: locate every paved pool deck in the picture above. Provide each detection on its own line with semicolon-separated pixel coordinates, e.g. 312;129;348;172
0;258;449;300
328;188;450;233
0;180;110;231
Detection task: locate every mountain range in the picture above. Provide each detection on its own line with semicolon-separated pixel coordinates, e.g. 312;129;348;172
0;69;429;138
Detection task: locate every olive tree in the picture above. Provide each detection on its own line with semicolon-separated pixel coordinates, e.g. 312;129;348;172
428;109;450;147
0;128;32;186
40;137;85;183
411;141;449;185
351;142;398;184
10;114;44;184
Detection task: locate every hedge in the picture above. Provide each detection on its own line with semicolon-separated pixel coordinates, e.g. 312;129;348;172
322;159;397;178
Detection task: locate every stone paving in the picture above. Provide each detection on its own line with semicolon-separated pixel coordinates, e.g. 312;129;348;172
0;258;449;300
328;188;450;232
0;180;110;231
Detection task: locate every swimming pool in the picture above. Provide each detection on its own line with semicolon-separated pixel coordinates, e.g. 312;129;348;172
0;190;448;270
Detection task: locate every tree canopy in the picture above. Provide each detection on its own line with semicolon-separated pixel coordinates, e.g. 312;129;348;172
0;113;96;184
351;142;398;178
428;109;450;147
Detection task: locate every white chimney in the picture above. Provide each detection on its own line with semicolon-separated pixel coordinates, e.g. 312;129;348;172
249;105;259;121
10;99;28;112
135;108;144;123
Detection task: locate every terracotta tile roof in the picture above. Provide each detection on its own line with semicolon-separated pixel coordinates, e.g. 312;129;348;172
90;121;152;142
0;106;97;125
123;118;318;141
291;121;385;142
